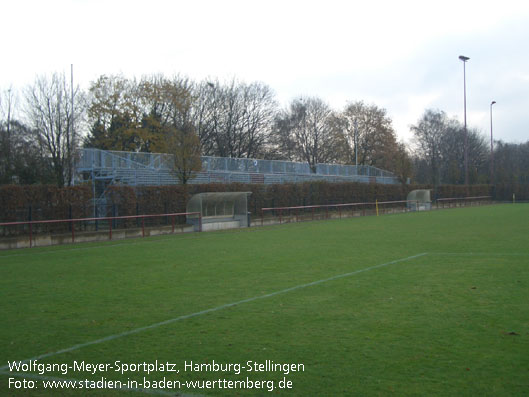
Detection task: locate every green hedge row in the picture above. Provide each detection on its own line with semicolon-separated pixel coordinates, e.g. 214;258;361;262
0;185;93;222
494;183;529;202
0;182;503;223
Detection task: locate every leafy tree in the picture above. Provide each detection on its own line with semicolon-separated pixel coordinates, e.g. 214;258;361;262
84;75;140;151
166;125;202;184
392;142;413;184
85;74;195;154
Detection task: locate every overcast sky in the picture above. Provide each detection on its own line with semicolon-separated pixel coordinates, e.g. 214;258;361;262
2;0;528;144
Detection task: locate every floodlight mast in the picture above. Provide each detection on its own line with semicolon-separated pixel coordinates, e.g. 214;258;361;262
459;55;470;186
71;64;75;187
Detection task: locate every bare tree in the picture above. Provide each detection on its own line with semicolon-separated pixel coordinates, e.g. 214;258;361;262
272;97;341;172
192;79;276;158
493;141;529;185
240;82;277;158
0;88;16;182
411;109;447;186
411;109;488;185
190;81;218;156
336;101;399;170
24;73;84;187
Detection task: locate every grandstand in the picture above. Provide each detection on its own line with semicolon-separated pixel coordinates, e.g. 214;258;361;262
76;148;400;191
75;148;400;211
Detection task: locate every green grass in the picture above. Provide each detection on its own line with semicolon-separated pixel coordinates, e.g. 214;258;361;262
1;204;528;396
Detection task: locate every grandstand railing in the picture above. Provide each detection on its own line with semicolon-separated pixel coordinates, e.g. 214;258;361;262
0;212;201;249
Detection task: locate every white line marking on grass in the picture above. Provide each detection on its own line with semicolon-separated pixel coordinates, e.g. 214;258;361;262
428;252;529;257
0;371;201;396
0;252;427;371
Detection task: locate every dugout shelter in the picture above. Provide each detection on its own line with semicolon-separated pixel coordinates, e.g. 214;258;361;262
186;192;252;231
407;189;432;211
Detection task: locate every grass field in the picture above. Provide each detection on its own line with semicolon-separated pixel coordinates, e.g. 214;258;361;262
1;204;528;396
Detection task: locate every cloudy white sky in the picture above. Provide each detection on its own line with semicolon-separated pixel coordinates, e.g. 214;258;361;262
2;0;529;143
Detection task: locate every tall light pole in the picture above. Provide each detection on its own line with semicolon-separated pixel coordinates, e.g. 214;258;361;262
490;101;496;184
71;64;75;186
459;55;470;186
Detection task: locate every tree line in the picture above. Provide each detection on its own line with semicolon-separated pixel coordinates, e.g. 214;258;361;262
1;72;527;187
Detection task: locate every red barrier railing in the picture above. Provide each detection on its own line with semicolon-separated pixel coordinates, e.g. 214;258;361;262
260;200;418;226
260;196;493;226
0;212;202;248
435;196;492;209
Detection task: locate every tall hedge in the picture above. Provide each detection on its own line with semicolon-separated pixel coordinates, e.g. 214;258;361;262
0;184;93;222
0;182;517;223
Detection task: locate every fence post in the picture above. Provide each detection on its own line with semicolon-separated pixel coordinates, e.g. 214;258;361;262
199;213;203;232
28;206;33;248
69;205;72;233
142;216;145;237
112;204;117;230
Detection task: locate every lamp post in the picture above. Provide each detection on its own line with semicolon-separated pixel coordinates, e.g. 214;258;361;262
490;101;496;184
459;55;470;186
